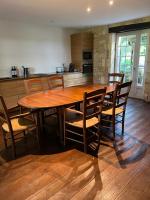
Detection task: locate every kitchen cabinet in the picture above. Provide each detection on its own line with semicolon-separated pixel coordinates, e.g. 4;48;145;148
71;32;93;72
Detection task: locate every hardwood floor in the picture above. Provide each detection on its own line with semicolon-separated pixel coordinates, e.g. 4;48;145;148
0;98;150;200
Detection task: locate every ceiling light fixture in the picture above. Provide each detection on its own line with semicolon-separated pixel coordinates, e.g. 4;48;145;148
109;0;114;6
86;7;91;13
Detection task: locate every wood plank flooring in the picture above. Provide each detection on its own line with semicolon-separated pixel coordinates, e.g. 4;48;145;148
0;98;150;200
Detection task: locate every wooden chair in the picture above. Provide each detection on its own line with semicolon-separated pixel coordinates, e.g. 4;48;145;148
48;75;82;111
0;96;38;159
46;75;64;117
64;88;106;153
23;78;44;118
108;73;124;85
106;73;124;102
24;78;58;123
101;81;132;139
24;78;43;94
47;75;64;90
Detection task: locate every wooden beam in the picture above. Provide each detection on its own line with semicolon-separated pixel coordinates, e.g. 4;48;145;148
109;22;150;33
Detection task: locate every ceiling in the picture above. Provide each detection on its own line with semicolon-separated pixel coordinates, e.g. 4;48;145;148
0;0;150;27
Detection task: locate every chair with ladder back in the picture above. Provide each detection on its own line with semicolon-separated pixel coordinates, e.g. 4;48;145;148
0;95;38;159
101;81;132;139
64;88;106;153
24;78;44;94
108;73;124;85
47;75;64;90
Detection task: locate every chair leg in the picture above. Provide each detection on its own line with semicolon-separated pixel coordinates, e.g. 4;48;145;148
112;116;116;139
58;108;64;145
83;129;87;153
122;112;125;136
10;134;16;159
23;130;29;153
56;109;60;138
63;123;66;148
3;133;8;149
0;127;8;149
97;123;101;143
35;127;40;151
23;130;26;137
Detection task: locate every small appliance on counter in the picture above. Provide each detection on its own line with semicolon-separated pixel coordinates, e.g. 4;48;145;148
69;63;75;72
11;66;18;78
56;67;64;73
22;66;29;78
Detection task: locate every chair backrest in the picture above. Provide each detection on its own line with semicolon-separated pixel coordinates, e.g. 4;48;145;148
47;75;64;90
0;96;13;133
24;78;43;94
112;81;132;113
108;73;124;84
83;88;106;127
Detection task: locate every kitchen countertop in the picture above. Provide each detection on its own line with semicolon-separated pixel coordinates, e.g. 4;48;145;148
0;72;89;82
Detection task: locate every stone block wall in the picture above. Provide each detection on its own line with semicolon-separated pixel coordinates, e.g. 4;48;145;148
82;26;110;84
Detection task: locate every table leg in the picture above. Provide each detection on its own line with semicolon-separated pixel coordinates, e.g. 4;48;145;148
35;110;45;151
57;107;64;145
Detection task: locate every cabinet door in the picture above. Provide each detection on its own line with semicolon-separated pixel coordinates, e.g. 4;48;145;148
82;33;93;50
0;80;27;109
71;34;82;70
71;33;93;72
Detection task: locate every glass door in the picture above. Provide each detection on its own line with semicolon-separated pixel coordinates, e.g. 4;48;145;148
115;31;149;99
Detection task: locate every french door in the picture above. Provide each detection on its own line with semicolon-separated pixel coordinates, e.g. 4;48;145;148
115;31;149;99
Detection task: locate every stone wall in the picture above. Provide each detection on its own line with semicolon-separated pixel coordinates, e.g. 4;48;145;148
82;16;150;101
82;26;110;84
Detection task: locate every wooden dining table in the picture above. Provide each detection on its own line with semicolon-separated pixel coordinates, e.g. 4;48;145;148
18;84;114;146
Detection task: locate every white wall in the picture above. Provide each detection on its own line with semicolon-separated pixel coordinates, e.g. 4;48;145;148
0;19;78;77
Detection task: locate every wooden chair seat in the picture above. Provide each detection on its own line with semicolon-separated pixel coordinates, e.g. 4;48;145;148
2;117;35;133
66;116;99;128
102;107;124;115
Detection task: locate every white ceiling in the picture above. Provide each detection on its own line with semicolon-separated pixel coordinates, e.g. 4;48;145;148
0;0;150;27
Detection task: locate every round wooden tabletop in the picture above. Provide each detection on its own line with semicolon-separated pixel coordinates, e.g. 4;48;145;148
18;84;114;109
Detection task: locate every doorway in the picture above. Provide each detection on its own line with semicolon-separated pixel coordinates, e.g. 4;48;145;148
115;31;149;99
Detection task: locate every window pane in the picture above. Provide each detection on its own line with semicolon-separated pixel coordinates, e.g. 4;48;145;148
120;57;126;65
140;45;147;56
137;68;144;86
126;46;132;56
139;56;145;66
120;65;125;73
127;35;136;46
140;34;148;45
125;65;132;81
126;65;132;73
119;37;127;46
126;57;131;65
120;47;126;56
125;72;132;82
